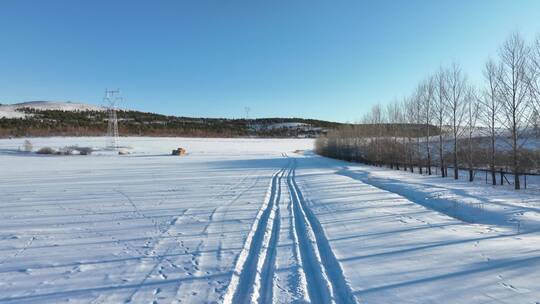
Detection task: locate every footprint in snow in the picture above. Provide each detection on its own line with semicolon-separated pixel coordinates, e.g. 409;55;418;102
500;282;518;291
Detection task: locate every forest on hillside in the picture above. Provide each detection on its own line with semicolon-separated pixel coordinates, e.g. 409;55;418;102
0;108;341;138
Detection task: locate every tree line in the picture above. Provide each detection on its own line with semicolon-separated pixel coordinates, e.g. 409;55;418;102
0;108;339;138
316;32;540;189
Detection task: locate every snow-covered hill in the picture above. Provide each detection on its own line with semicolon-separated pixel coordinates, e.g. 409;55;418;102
251;122;324;133
0;101;105;118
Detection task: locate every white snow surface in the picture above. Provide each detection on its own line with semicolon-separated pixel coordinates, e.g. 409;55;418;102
0;137;539;303
0;101;105;118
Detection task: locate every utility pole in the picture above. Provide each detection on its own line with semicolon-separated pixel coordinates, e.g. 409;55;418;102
245;106;251;120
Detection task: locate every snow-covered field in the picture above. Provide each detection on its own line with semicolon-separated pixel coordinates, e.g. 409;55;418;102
1;137;539;303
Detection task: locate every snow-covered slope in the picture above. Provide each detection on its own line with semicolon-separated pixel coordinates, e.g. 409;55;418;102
252;122;324;132
0;101;105;118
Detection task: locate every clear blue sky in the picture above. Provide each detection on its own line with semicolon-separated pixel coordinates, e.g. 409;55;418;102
1;1;539;122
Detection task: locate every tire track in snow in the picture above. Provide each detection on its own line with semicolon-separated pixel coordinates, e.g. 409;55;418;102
287;158;358;304
280;167;310;302
223;161;289;304
255;165;284;304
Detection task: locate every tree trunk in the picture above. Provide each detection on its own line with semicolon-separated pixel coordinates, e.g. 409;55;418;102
439;134;445;177
490;123;496;185
513;114;520;190
513;138;520;190
453;137;458;179
417;137;422;174
427;124;432;175
427;139;432;175
468;131;474;182
410;140;414;172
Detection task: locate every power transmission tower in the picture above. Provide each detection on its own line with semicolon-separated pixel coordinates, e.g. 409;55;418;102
245;106;251;132
104;89;121;150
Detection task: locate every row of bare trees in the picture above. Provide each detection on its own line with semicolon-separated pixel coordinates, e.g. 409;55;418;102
316;32;540;189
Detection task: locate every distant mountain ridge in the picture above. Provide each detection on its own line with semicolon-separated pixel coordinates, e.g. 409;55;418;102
0;101;341;138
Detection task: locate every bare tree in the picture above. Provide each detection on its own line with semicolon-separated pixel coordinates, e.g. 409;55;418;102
386;101;403;169
446;63;468;179
479;59;502;185
497;33;533;189
404;96;417;172
465;87;480;181
409;88;425;174
359;105;383;164
420;77;435;175
529;34;540;136
529;34;540;111
434;68;449;177
370;104;384;165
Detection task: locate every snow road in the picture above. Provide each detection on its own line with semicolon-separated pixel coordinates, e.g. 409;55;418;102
0;137;539;303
